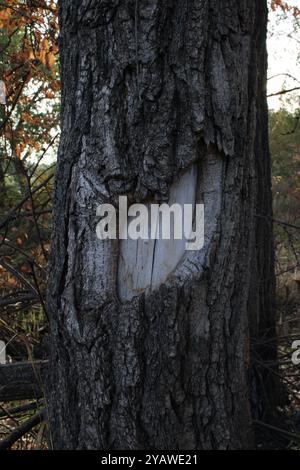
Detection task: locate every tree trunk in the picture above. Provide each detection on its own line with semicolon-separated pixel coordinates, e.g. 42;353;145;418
47;0;278;449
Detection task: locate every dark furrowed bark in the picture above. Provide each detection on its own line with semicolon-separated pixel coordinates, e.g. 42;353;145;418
46;0;277;449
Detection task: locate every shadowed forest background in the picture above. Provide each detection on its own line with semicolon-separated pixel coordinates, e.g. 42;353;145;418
0;0;300;449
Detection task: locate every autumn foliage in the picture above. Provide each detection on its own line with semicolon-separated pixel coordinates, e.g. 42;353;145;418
271;0;300;17
0;1;59;355
0;0;59;157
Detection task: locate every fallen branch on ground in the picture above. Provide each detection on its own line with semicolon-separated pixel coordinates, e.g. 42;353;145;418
0;409;45;450
0;360;47;402
253;419;300;444
0;400;44;419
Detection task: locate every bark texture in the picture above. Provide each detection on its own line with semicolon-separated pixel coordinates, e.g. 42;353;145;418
47;0;276;449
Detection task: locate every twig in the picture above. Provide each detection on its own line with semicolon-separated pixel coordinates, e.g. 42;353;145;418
255;213;300;230
0;401;44;419
0;172;54;231
267;73;300;84
253;420;300;443
0;259;38;296
267;86;300;98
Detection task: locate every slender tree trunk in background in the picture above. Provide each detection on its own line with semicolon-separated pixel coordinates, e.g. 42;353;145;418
0;162;6;198
248;38;283;418
47;0;279;449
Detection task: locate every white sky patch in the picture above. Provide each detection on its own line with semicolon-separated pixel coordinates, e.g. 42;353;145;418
268;4;300;110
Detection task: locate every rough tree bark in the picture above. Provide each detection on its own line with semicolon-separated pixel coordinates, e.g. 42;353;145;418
47;0;278;449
